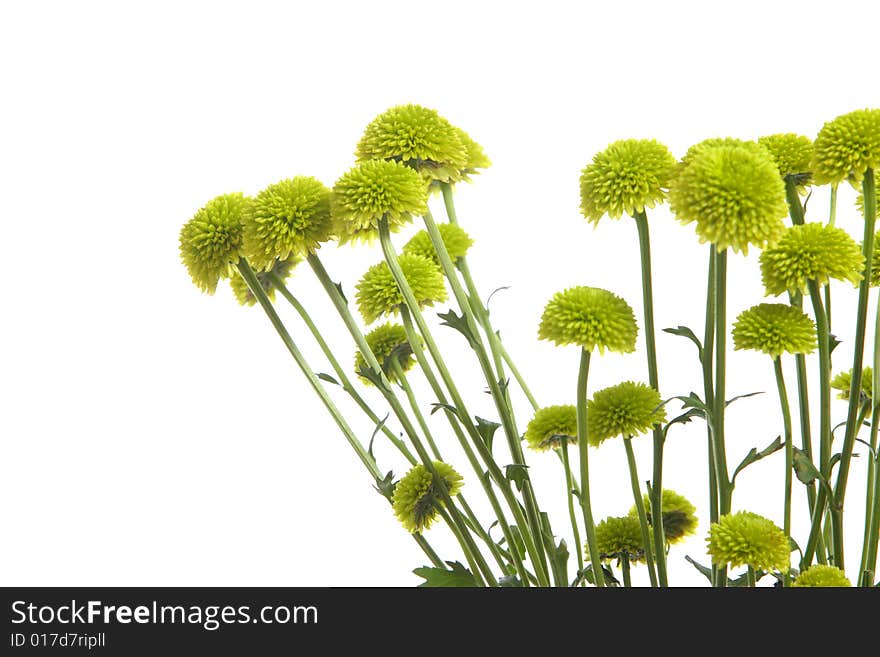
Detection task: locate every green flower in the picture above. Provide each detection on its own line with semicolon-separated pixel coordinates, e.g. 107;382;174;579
792;565;851;587
179;193;247;294
831;367;873;416
757;133;814;181
579;139;677;223
669;144;787;253
454;127;491;181
229;258;297;306
732;303;817;357
355;254;447;323
813;108;880;185
402;223;474;265
592;516;646;563
392;461;463;533
524;405;578;451
759;223;864;296
706;511;790;572
331;160;428;244
356;104;468;184
241;177;333;270
632;489;698;545
538;286;638;353
586;381;666;445
678;137;767;169
354;323;416;385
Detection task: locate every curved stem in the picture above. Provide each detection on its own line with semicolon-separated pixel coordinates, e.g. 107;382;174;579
559;439;584;577
576;348;604;586
833;168;877;567
623;436;658;587
773;356;794;585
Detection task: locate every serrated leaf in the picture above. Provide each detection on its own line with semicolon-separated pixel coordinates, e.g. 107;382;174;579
663;407;706;437
662;325;703;359
475;416;501;453
368;413;390;460
413;561;479;587
505;463;530;491
356;365;388;391
732;436;783;484
316;372;340;386
438;309;478;348
374;470;395;499
726;391;764;407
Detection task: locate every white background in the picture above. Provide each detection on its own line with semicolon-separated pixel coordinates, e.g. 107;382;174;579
2;0;879;586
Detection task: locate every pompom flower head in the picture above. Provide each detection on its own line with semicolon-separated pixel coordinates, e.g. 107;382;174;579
179;193;247;294
241;177;332;270
356;254;447;323
586;381;666;446
229;258;297;307
354;323;415;385
392;461;463;533
331;160;428;244
831;367;873;416
579;139;677;223
813;108;880;185
524;405;578;451
669;144;787;253
759;223;864;296
757;133;814;183
356;104;469;184
732;303;817;357
454;127;491;181
538;286;638;353
792;565;851;587
707;511;790;572
592;516;645;563
403;223;474;266
633;489;698;544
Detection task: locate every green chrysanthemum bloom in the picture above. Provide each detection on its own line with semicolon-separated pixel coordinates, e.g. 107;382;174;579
402;223;474;265
524;405;578;451
241;177;332;270
592;516;646;563
731;303;817;357
229;258;297;307
391;461;463;533
759;223;864;296
669;144;787;253
579;139;677;223
632;489;698;545
179;193;247;294
354;323;416;385
355;254;447;323
757;133;814;181
331;160;429;244
792;564;852;587
538;286;638;353
678;137;767;169
813;108;880;185
455;127;491;181
830;367;873;415
356;104;468;184
706;511;790;572
586;381;666;446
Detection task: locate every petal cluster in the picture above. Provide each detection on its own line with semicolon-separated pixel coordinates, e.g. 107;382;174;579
179;193;248;294
392;461;463;533
593;516;646;563
354;323;416;385
759;223;864;295
792;565;851;587
538;286;638;353
403;223;474;266
587;381;666;445
813;108;880;185
757;133;814;180
356;254;447;323
634;489;698;545
524;405;578;451
732;303;817;357
230;258;297;307
706;511;790;572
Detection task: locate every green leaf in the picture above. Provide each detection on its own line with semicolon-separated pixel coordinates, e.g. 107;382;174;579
505;463;530;491
430;402;461;419
334;282;347;304
438;309;478;349
792;447;822;485
374;471;395;499
732;436;783;484
828;333;842;354
356;365;389;392
725;391;765;407
316;372;340;386
548;538;569;586
486;286;511;311
475;416;501;453
368;414;390;460
498;574;523;587
685;555;714;583
581;564;619;587
662;325;703;359
674;392;709;413
413;561;479;587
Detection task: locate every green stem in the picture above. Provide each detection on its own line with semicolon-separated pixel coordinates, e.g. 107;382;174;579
559;438;584;577
790;292;819;523
747;565;756;588
376;221;549;586
418;211;553;583
773;356;794;586
270;275;417;465
633;210;667;587
859;293;880;585
433;506;490;587
702;247;719;584
236;261;444;568
621;554;632;588
623;436;658;587
712;248;730;586
576;348;604;586
833;168;877;567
